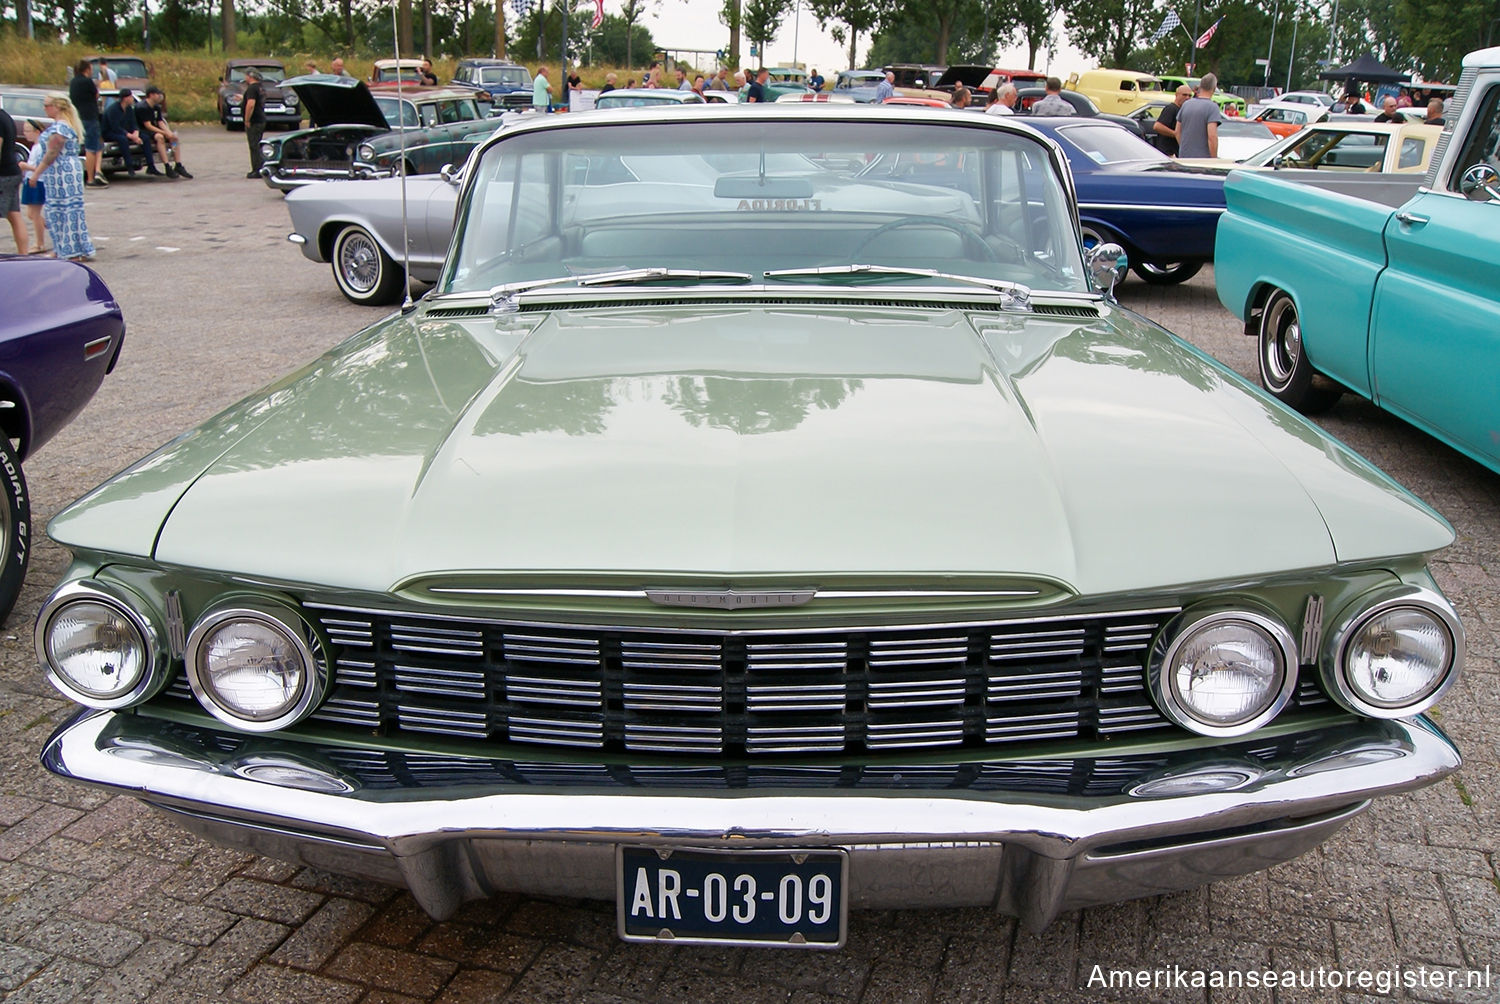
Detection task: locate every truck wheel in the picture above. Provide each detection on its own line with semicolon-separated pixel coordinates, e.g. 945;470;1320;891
331;225;405;306
1132;261;1203;285
1258;289;1341;412
0;435;30;626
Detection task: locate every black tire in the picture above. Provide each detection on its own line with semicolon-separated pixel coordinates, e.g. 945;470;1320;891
331;224;405;306
1078;223;1129;285
0;435;31;626
1131;260;1203;285
1257;288;1342;412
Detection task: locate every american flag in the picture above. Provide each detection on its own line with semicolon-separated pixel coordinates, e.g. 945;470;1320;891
592;0;604;28
1148;9;1181;46
1195;16;1224;47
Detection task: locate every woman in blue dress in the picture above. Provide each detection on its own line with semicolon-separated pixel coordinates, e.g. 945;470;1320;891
33;96;95;262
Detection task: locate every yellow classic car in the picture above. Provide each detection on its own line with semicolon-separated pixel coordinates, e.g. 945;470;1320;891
1066;68;1169;114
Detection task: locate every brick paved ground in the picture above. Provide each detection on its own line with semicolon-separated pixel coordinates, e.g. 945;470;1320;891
0;128;1495;1002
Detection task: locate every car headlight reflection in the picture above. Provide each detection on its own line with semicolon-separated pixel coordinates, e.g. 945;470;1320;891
285;93;299;106
37;581;166;709
186;601;328;732
357;143;376;162
260;142;275;159
1149;608;1297;737
1324;587;1462;717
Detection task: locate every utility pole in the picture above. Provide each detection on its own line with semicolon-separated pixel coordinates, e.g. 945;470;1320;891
1190;0;1201;73
1264;0;1279;86
561;0;569;79
1286;14;1299;90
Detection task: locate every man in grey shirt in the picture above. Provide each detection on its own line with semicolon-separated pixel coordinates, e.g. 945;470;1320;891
1175;74;1225;158
1031;77;1075;116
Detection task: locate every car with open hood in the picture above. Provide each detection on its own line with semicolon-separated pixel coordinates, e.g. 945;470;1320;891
37;105;1464;950
257;74;496;190
216;59;301;129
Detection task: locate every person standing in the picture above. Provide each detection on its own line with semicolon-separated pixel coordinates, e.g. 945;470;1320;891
100;90;143;176
1423;98;1445;125
601;73;618;94
675;68;690;91
533;66;551;111
243;68;267;178
746;67;769;103
69;60;105;187
874;71;895;103
1031;77;1076;116
0;107;29;254
33;96;94;262
809;68;824;92
1154;85;1192;155
950;84;971;109
985;83;1017;115
419;58;440;86
1175;74;1224;158
331;57;351;77
19;120;49;253
709;69;729;91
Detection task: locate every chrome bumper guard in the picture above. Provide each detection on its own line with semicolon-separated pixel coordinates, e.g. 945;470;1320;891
43;711;1459;931
262;166;380;191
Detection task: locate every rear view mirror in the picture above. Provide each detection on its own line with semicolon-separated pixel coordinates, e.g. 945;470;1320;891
1086;242;1127;299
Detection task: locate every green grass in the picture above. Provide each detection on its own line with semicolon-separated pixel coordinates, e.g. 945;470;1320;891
2;37;635;122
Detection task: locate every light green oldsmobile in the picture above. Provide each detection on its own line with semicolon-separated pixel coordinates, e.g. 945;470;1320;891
37;107;1463;949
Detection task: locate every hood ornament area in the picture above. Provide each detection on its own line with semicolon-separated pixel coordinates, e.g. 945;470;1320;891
645;588;818;610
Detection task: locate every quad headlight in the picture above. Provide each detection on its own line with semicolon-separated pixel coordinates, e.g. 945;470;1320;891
1148;607;1298;737
185;600;328;732
357;143;376;163
37;581;167;709
1322;586;1462;718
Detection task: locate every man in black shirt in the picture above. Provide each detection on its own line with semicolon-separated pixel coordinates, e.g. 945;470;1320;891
1153;85;1191;156
69;60;105;186
419;58;440;86
137;87;193;178
1372;96;1401;122
746;67;769;103
243;68;267;178
0;108;29;253
100;90;143;175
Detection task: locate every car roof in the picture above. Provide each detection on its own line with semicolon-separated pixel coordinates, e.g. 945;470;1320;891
458;58;524;66
226;58;284;67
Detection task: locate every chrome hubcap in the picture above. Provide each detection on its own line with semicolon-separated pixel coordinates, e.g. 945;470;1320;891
339;233;380;294
1262;299;1300;388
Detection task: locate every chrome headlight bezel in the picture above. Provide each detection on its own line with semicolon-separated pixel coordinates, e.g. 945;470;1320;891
284;92;299;106
356;143;377;163
1321;585;1463;718
185;599;329;733
36;580;168;709
1148;606;1299;737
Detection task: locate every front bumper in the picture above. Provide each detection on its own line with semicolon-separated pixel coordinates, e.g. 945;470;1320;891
43;710;1459;931
262;164;384;192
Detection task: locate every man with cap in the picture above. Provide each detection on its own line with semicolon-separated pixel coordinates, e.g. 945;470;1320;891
243;68;268;177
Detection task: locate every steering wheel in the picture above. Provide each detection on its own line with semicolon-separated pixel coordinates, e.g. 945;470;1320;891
849;216;1001;263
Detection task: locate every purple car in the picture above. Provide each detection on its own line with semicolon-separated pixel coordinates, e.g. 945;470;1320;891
0;256;124;622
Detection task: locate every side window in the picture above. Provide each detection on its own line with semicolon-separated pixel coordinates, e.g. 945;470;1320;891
419;103;439;127
1120;81;1134;91
1398;137;1427;171
1448;83;1500;192
438;101;460;124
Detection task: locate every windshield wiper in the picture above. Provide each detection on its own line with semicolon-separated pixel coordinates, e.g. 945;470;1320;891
488;268;753;311
763;264;1031;310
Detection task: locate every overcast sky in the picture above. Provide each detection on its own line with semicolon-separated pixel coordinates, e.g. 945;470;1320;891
629;1;1092;78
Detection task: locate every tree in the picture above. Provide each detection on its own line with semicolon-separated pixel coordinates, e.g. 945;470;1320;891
1064;0;1159;67
720;0;741;68
619;0;656;67
1010;0;1052;69
1396;0;1497;79
222;0;235;51
593;11;655;66
742;0;792;67
866;0;993;65
807;0;893;68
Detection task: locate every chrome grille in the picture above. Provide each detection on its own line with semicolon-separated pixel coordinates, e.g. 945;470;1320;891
144;602;1372;754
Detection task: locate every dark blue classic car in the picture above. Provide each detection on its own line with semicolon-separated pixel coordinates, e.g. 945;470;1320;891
0;256;123;621
1025;118;1227;284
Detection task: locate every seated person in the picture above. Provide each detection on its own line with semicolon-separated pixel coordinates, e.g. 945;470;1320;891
135;87;193;178
101;91;144;174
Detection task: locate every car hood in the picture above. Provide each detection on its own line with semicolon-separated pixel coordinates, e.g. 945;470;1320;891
282;74;387;129
51;302;1452;597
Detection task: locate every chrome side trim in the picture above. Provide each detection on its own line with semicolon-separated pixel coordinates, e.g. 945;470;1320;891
1077;203;1226;214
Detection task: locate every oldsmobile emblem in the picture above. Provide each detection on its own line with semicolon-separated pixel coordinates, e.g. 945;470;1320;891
645;588;817;610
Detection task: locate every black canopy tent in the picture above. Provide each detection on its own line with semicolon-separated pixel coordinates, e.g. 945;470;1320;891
1317;53;1409;84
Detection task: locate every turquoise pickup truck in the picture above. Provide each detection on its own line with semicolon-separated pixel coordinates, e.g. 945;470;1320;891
1215;46;1500;475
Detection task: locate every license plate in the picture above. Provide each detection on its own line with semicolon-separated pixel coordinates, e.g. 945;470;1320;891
617;846;847;947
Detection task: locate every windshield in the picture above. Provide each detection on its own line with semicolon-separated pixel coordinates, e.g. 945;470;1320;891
229;65;284;83
1219;121;1275;140
1055;123;1169;165
373;96;419;127
444;119;1086;295
102;59;148;78
1247;129;1387;169
479;67;530;86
